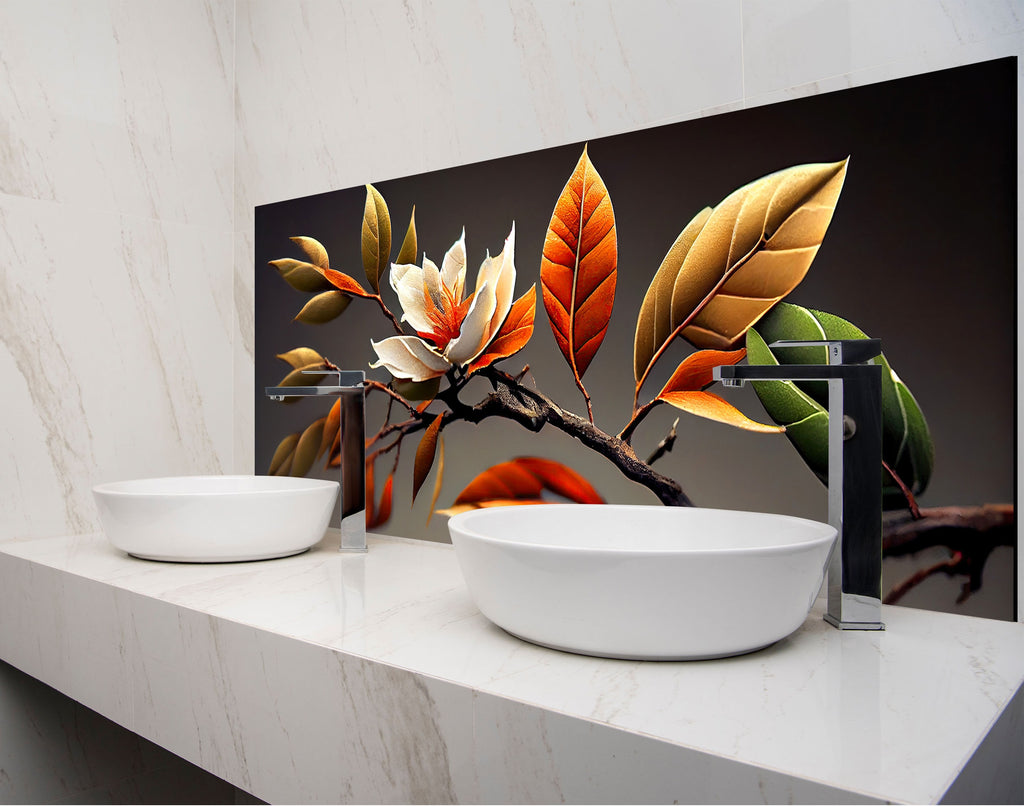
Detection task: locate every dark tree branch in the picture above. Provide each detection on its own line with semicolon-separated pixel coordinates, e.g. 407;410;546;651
882;504;1014;605
451;367;693;506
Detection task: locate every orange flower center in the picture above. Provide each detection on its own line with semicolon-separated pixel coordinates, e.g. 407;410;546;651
419;283;474;352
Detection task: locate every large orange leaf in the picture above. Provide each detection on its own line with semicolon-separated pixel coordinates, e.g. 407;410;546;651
658;391;784;433
440;456;605;516
467;285;537;374
540;146;617;383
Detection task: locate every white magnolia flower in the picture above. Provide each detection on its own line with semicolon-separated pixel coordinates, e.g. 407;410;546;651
370;224;517;381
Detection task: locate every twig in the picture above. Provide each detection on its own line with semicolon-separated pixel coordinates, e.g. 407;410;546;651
646;418;680;465
883;459;921;519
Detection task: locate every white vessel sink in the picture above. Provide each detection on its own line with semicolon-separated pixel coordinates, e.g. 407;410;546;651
93;475;338;562
448;504;837;661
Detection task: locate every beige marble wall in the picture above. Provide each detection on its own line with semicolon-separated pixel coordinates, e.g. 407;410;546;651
1;0;236;542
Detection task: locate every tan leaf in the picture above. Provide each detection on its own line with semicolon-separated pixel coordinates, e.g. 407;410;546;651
396;206;417;266
412;413;444;503
361;184;391;294
290;417;326;476
269;259;334;293
276;347;324;370
426;434;445;525
659;391;784;433
289;236;330;270
268;433;299;475
633;207;712;384
672;159;848;350
294;290;352;324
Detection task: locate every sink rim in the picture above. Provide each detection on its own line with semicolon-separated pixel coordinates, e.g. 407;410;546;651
93;474;338;497
448;503;837;556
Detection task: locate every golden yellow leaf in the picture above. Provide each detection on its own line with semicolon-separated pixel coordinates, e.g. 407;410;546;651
659;391;784;433
294;290;351;324
289;236;330;270
672;159;848;350
361;184;391;293
290;417;326;477
268;433;299;475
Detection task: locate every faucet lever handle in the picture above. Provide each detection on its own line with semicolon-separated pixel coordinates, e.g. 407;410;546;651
300;369;341;384
769;339;881;365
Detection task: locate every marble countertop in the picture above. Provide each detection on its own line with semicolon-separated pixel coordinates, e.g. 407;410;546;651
1;530;1022;804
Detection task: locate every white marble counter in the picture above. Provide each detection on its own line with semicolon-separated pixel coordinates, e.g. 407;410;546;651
0;531;1021;804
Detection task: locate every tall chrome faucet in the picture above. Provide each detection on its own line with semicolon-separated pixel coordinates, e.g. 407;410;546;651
265;369;367;553
714;339;884;630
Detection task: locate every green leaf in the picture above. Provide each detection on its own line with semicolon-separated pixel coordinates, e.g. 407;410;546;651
747;303;933;506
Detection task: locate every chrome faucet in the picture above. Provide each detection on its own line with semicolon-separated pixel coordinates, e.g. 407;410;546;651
265;369;367;553
714;339;884;630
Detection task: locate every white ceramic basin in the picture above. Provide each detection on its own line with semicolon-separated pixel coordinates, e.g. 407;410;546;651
448;504;837;661
93;475;338;562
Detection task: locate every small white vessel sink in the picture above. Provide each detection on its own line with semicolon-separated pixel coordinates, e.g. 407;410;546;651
93;475;338;563
448;504;837;661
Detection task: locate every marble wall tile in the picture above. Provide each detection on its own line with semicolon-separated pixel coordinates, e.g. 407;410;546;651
741;0;1023;99
2;0;236;539
0;0;234;228
0;195;234;538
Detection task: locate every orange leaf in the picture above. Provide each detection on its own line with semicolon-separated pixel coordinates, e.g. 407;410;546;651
467;285;537;374
321;268;375;299
511;456;603;504
540;145;617;381
319;399;341;462
368;474;394;529
412;413;444;503
657;349;746;396
658;391;784;433
436;499;548;518
450;457;605;508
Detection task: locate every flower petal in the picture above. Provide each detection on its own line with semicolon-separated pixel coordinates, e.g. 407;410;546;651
422;256;445;309
487;223;516;337
389;263;433;333
441;229;467;301
370;336;450;381
452;223;517;365
445;279;498;365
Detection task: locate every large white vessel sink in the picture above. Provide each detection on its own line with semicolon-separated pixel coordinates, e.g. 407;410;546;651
93;475;338;562
448;504;837;660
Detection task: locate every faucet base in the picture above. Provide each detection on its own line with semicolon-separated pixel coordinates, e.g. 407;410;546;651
823;613;886;631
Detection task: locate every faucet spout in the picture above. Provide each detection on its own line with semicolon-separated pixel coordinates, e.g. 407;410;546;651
714;339;884;630
265;369;367;553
